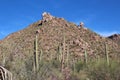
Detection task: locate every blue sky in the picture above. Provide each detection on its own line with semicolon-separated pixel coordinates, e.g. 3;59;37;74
0;0;120;39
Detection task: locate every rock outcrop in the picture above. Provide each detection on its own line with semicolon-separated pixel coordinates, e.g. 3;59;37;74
108;34;120;46
42;12;54;22
108;34;120;40
79;22;84;28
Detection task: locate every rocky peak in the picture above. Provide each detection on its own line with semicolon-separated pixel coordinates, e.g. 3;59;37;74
42;12;54;22
79;22;84;27
108;34;120;46
78;22;88;30
108;34;120;39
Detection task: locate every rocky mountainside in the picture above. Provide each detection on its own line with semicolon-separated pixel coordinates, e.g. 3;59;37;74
0;12;120;63
108;34;120;46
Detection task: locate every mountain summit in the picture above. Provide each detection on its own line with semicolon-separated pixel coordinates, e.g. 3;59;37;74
42;12;55;22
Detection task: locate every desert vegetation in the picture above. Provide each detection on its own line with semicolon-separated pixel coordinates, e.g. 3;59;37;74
1;43;120;80
1;32;120;80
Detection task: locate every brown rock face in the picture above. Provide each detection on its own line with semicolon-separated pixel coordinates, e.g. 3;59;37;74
108;34;120;46
108;34;120;40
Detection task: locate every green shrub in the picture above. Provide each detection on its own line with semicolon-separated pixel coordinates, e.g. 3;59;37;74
75;61;85;73
87;59;120;80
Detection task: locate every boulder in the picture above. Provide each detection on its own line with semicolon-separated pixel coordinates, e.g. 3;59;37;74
42;12;54;22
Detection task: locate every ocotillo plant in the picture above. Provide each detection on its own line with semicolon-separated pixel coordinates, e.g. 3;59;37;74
34;35;39;72
105;43;109;66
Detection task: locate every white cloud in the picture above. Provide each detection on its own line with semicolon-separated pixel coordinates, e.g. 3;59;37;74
95;31;118;37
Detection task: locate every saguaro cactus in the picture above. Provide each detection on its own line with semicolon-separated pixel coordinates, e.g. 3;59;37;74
61;26;66;72
2;53;6;67
40;49;43;63
84;50;88;64
105;43;109;66
66;44;69;67
58;44;62;63
34;35;39;72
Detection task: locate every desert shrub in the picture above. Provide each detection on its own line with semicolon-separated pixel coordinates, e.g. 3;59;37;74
87;59;120;80
75;61;85;73
50;58;61;69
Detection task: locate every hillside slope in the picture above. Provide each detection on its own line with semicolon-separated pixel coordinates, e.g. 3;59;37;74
0;12;120;63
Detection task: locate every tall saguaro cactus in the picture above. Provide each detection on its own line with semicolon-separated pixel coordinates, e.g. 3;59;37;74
84;50;88;64
57;45;61;62
105;43;109;66
34;35;39;72
61;26;66;72
66;44;69;67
